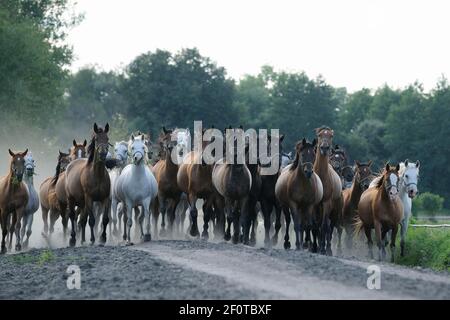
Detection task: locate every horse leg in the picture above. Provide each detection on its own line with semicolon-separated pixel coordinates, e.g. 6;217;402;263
260;199;272;248
41;206;49;236
125;200;133;245
68;198;77;247
292;207;302;250
49;208;59;241
1;210;8;254
60;203;68;239
82;196;95;245
272;202;282;246
24;214;33;247
390;224;399;262
159;196;167;237
151;200;159;240
241;198;254;246
21;215;27;245
282;207;291;250
14;207;24;251
134;206;142;239
224;198;233;241
344;224;353;252
188;194;199;237
100;199;110;245
142;198;152;242
374;220;384;261
213;196;225;240
168;197;179;238
118;202;123;234
111;197;119;237
8;212;17;250
201;201;212;240
232;199;245;245
122;205;128;242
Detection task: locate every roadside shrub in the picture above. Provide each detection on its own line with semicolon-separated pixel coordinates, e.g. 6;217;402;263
413;192;444;217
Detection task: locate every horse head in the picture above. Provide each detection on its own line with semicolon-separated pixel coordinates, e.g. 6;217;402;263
294;138;316;179
129;134;147;165
90;123;110;162
381;163;401;201
330;145;347;173
401;159;420;199
315;126;334;156
354;160;373;190
24;152;35;177
71;139;87;160
8;149;28;183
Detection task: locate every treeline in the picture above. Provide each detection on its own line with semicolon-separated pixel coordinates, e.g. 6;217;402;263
1;1;449;207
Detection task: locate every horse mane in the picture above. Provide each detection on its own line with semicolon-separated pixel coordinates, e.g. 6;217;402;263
51;153;68;186
315;125;331;134
87;135;96;163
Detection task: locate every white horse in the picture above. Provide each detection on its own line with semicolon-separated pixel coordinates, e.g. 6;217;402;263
21;153;39;248
369;159;420;256
114;135;158;244
109;141;129;236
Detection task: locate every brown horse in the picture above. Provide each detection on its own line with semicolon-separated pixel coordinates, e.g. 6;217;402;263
65;123;111;246
40;151;71;237
339;160;372;251
212;129;252;244
356;163;403;261
177;128;224;239
70;139;87;160
152;127;182;237
0;149;29;253
276;138;323;250
313;126;343;255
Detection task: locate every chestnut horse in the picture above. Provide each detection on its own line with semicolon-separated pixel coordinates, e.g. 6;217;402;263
276;139;323;250
338;160;372;251
313;126;343;255
40;151;71;238
152;127;183;237
0;149;29;253
70;139;87;160
177;128;223;239
65;123;111;246
356;163;403;261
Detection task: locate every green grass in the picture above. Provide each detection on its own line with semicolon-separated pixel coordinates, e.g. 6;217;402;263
10;249;55;266
396;227;450;272
37;249;55;266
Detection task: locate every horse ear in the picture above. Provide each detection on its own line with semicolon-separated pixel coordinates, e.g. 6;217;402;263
131;134;135;142
385;163;390;171
404;159;409;166
141;134;145;141
104;123;110;133
83;139;87;147
22;149;28;156
162;126;167;134
416;160;420;168
279;134;285;143
94;123;99;133
73;140;77;147
331;130;334;136
396;163;401;172
8;149;14;157
59;150;63;156
355;160;361;167
301;138;306;145
312;138;317;147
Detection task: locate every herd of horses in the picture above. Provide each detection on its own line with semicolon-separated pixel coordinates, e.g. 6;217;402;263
0;123;421;262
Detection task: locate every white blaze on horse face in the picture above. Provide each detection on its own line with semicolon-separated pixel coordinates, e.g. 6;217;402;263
78;149;82;159
388;173;399;199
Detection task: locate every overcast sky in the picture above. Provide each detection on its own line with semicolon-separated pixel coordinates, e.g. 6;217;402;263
67;0;450;92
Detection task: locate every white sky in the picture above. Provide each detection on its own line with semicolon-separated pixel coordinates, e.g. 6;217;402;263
67;0;450;92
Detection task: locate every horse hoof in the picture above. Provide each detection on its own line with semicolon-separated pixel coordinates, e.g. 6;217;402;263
159;229;167;237
125;241;134;246
232;234;240;244
0;246;6;254
249;238;256;247
69;238;76;247
271;237;278;246
143;234;151;242
201;231;209;241
190;226;199;238
326;248;333;256
15;244;22;252
224;233;231;241
284;241;291;250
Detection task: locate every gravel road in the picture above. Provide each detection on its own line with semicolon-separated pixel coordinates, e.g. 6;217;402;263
0;239;449;299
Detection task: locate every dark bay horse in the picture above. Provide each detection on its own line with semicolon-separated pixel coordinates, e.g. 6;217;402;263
313;126;343;255
356;163;403;261
65;123;111;246
0;149;29;253
330;145;354;189
276;139;323;250
339;160;372;251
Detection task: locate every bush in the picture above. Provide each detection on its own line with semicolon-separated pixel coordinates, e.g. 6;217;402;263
413;192;444;217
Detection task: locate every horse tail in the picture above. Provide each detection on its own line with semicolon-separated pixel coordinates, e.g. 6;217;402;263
353;213;364;237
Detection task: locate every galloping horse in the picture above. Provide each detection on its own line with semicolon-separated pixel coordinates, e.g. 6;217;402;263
19;153;39;248
114;134;158;243
177;128;222;239
110;141;129;235
70;139;87;160
357;163;403;261
369;160;420;256
152;127;183;237
212;129;252;244
313;127;343;255
339;160;372;251
276;139;323;250
65;123;111;246
330;145;353;189
40;151;71;238
0;149;29;253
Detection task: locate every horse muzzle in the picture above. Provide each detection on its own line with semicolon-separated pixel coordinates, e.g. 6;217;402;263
320;145;330;156
26;167;34;176
388;187;399;200
408;188;418;199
